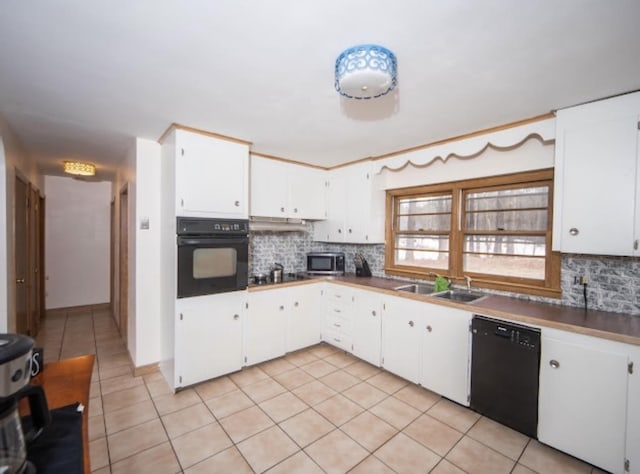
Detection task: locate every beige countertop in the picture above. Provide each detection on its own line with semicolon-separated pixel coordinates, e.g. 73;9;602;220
249;274;640;346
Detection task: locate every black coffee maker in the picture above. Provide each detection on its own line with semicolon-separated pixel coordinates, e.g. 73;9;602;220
0;334;51;473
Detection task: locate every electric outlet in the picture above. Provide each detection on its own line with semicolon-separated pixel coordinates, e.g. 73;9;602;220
574;276;589;285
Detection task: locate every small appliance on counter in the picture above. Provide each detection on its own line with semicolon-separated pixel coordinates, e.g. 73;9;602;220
306;252;345;275
270;263;284;283
354;253;372;277
0;334;51;474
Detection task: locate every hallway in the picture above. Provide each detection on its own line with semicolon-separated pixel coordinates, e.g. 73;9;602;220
36;309;603;473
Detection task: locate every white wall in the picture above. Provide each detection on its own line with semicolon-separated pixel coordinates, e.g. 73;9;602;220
44;176;111;309
133;138;162;367
0;114;42;332
113;138;162;369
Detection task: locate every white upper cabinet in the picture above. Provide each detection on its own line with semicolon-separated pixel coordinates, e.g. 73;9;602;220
314;161;385;243
250;156;326;220
553;92;640;256
164;128;250;219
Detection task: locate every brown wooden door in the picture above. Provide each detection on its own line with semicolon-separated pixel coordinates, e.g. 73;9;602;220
39;195;46;322
15;176;29;335
119;186;128;342
110;200;115;318
28;185;40;336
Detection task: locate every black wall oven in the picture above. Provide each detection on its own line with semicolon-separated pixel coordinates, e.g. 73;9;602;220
176;217;249;298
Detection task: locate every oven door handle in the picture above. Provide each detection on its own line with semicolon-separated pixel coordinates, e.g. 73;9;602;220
177;237;248;246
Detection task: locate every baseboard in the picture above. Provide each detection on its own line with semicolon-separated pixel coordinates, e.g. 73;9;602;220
133;361;159;377
45;302;111;316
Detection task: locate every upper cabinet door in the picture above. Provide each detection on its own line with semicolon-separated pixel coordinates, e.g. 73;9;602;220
288;165;326;220
553;92;640;256
175;131;249;218
250;156;326;219
250;156;288;217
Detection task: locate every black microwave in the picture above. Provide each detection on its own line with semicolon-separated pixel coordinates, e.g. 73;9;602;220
306;252;345;275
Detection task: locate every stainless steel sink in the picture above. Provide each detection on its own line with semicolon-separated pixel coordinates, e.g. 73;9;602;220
394;283;435;295
432;290;485;303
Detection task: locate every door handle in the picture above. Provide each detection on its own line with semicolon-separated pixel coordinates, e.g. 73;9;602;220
16;279;25;284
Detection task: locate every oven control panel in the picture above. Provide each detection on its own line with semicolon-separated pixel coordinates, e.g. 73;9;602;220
177;217;249;235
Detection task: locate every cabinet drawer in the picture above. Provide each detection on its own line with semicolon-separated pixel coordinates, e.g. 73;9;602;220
326;288;352;304
327;301;350;319
323;328;352;352
325;313;352;336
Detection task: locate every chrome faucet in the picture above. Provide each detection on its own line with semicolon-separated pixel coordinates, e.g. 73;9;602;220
464;275;472;290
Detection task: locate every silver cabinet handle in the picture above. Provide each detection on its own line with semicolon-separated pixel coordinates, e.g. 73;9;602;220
294;301;299;307
280;207;285;212
333;323;341;328
334;308;341;313
549;359;560;369
348;228;353;233
294;208;298;213
635;239;639;250
569;228;579;236
279;305;285;311
426;325;432;332
233;314;239;320
234;200;240;207
333;337;341;343
338;228;342;234
371;310;376;317
408;321;414;327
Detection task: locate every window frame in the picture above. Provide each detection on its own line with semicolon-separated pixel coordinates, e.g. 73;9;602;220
385;169;561;298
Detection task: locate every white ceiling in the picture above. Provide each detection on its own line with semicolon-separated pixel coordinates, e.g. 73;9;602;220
1;1;639;179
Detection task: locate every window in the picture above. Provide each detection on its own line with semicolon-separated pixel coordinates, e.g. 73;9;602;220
386;170;560;297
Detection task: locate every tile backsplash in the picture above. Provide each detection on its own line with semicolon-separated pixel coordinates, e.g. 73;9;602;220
250;228;640;316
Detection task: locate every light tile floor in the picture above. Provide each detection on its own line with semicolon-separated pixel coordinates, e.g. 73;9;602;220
36;307;607;474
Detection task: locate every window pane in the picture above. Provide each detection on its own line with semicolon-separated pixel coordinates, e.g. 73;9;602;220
463;254;545;279
466;186;548;212
398;195;451;214
397;235;450;251
399;214;451;231
464;235;546;256
396;249;449;269
465;210;547;231
396;234;449;269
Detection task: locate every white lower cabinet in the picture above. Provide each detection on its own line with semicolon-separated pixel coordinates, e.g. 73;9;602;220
175;292;245;388
351;288;382;366
421;305;472;406
286;284;322;352
245;288;289;366
381;295;423;384
321;284;354;352
538;328;634;474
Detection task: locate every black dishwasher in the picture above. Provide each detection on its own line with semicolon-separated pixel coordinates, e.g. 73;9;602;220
470;315;541;438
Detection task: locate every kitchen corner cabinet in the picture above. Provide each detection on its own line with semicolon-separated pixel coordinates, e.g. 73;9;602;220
538;328;639;474
245;288;288;366
351;288;382;366
381;295;424;384
250;156;326;220
174;292;245;388
553;91;640;256
286;284;322;352
164;128;250;218
313;161;385;243
421;305;471;406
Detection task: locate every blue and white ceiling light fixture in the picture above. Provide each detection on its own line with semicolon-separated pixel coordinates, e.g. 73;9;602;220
335;44;397;99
